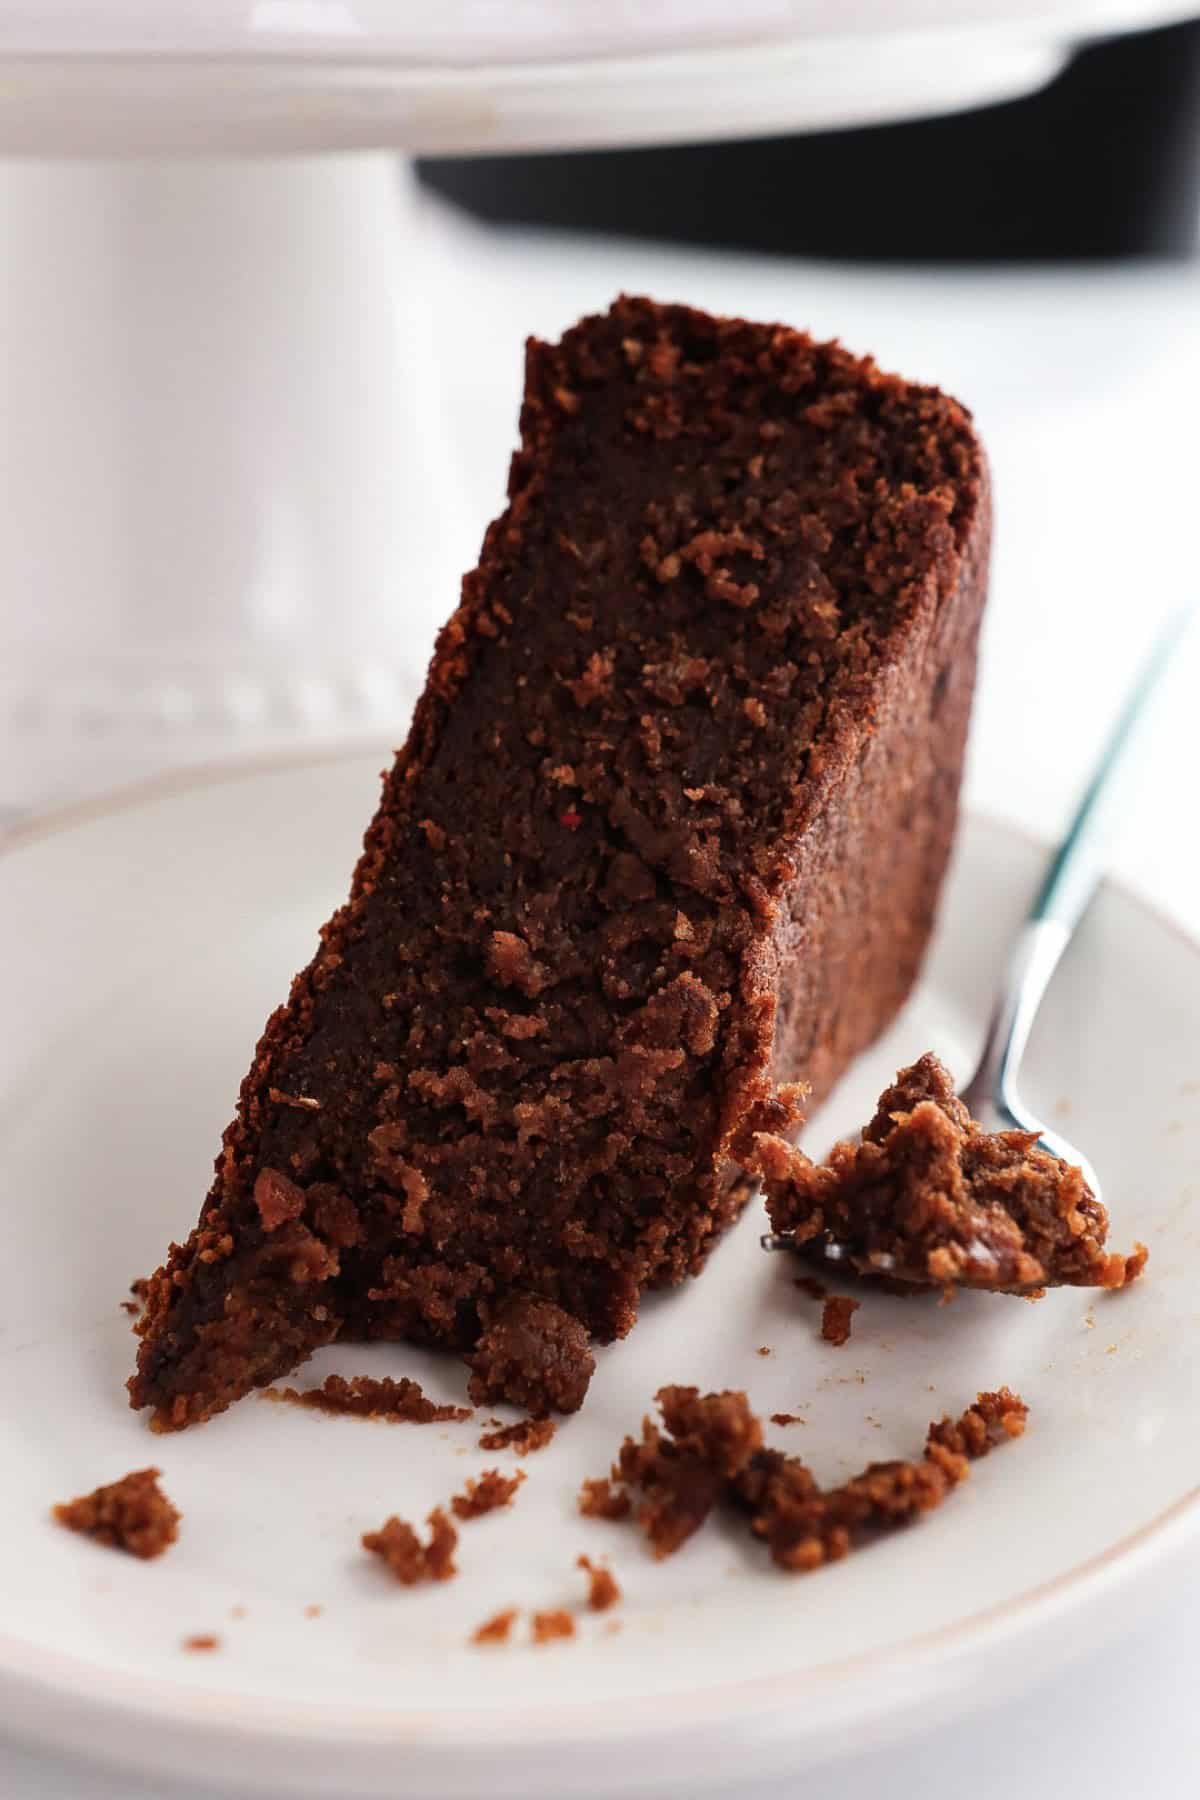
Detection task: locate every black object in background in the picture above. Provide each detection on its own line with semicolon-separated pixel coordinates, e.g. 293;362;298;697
419;19;1200;260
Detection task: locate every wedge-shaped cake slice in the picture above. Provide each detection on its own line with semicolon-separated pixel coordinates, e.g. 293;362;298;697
130;296;989;1429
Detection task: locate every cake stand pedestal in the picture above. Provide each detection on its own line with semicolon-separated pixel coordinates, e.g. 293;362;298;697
3;153;469;808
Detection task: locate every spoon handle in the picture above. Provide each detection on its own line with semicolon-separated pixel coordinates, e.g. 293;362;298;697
1030;606;1191;937
961;607;1191;1121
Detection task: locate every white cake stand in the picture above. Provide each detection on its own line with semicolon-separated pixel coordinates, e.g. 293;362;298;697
0;0;1191;808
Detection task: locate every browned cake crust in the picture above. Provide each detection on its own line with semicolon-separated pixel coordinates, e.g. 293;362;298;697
129;296;989;1430
756;1052;1147;1292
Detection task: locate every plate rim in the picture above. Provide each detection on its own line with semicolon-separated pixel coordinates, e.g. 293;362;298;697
0;1486;1196;1746
4;742;1199;1775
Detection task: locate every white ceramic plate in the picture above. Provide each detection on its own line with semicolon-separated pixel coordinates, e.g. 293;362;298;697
2;750;1197;1799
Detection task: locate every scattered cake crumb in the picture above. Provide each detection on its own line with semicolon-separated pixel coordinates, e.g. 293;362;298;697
531;1609;576;1645
479;1417;556;1454
577;1555;621;1611
465;1296;595;1416
52;1468;179;1560
230;1604;247;1620
1121;1244;1149;1285
585;1388;762;1559
585;1385;1027;1572
770;1412;806;1427
262;1374;471;1423
578;1476;632;1520
362;1507;458;1584
183;1634;219;1652
756;1346;771;1357
451;1469;525;1520
304;1604;322;1618
821;1296;859;1347
737;1387;1028;1572
472;1608;518;1646
755;1053;1147;1294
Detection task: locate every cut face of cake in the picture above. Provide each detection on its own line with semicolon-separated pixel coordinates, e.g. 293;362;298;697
129;296;989;1430
756;1053;1147;1293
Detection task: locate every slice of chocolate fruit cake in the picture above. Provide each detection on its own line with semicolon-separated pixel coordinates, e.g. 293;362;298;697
130;295;989;1430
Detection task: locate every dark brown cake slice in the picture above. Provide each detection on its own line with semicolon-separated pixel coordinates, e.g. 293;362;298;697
130;296;989;1430
755;1052;1147;1292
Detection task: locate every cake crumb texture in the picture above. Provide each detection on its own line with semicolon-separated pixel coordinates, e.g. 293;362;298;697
465;1296;594;1415
451;1469;525;1520
262;1373;471;1422
531;1609;576;1645
735;1387;1027;1571
52;1467;179;1560
577;1555;622;1610
362;1507;458;1584
578;1476;632;1520
756;1053;1146;1293
583;1385;1027;1571
821;1296;859;1345
479;1417;557;1454
472;1608;518;1645
587;1387;763;1559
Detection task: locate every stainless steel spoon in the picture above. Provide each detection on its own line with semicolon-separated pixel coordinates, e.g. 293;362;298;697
762;607;1190;1269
